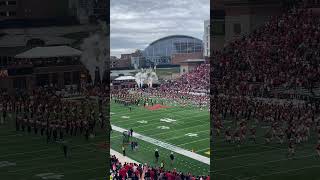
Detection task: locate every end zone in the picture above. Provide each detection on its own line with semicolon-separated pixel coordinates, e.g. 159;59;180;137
145;104;170;111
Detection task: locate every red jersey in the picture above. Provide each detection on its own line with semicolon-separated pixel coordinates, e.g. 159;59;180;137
119;168;127;179
150;170;155;180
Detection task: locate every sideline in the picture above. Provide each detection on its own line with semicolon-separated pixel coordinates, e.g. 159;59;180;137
112;125;210;165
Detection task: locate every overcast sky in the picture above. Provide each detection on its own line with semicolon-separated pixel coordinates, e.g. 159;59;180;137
110;0;209;57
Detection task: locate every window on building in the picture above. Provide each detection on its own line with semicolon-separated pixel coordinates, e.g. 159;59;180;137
0;12;6;16
233;23;241;35
0;1;5;6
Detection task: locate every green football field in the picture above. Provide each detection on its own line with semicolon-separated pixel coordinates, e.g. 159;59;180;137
212;120;320;180
0;112;107;180
110;101;210;175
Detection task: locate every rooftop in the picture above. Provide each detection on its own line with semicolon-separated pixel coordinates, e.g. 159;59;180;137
15;46;82;59
114;76;136;81
0;35;75;48
149;35;202;46
182;59;206;63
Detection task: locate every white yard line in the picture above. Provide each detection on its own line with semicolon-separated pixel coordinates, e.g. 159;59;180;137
112;125;210;165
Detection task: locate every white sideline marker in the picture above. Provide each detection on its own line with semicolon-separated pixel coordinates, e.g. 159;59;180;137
137;120;148;124
185;133;198;137
112;125;210;165
160;118;176;123
0;161;16;168
157;126;170;130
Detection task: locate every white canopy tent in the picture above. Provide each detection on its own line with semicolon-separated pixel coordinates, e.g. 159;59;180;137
114;76;135;81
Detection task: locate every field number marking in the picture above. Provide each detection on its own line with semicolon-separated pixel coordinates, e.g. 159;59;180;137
137;120;148;124
160;118;176;123
185;133;198;137
157;126;170;130
0;161;16;167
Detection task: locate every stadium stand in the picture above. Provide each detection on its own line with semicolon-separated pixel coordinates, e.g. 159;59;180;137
211;2;320;170
110;155;210;180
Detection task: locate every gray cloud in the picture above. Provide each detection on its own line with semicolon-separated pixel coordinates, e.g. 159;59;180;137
110;0;209;57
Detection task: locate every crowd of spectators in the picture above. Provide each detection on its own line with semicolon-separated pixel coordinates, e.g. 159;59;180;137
211;5;320;152
212;7;320;98
132;62;210;108
110;155;210;180
162;63;209;93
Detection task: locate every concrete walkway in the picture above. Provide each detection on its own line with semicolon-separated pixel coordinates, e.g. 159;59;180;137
110;149;140;164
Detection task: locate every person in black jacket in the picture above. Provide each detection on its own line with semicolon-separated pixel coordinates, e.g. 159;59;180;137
154;149;159;163
170;152;175;165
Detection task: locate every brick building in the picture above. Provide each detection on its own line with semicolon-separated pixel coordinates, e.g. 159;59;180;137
111;50;145;70
171;52;203;65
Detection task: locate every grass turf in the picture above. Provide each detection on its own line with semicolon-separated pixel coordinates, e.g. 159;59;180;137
0;113;108;180
110;101;210;175
212;120;320;180
154;68;180;76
